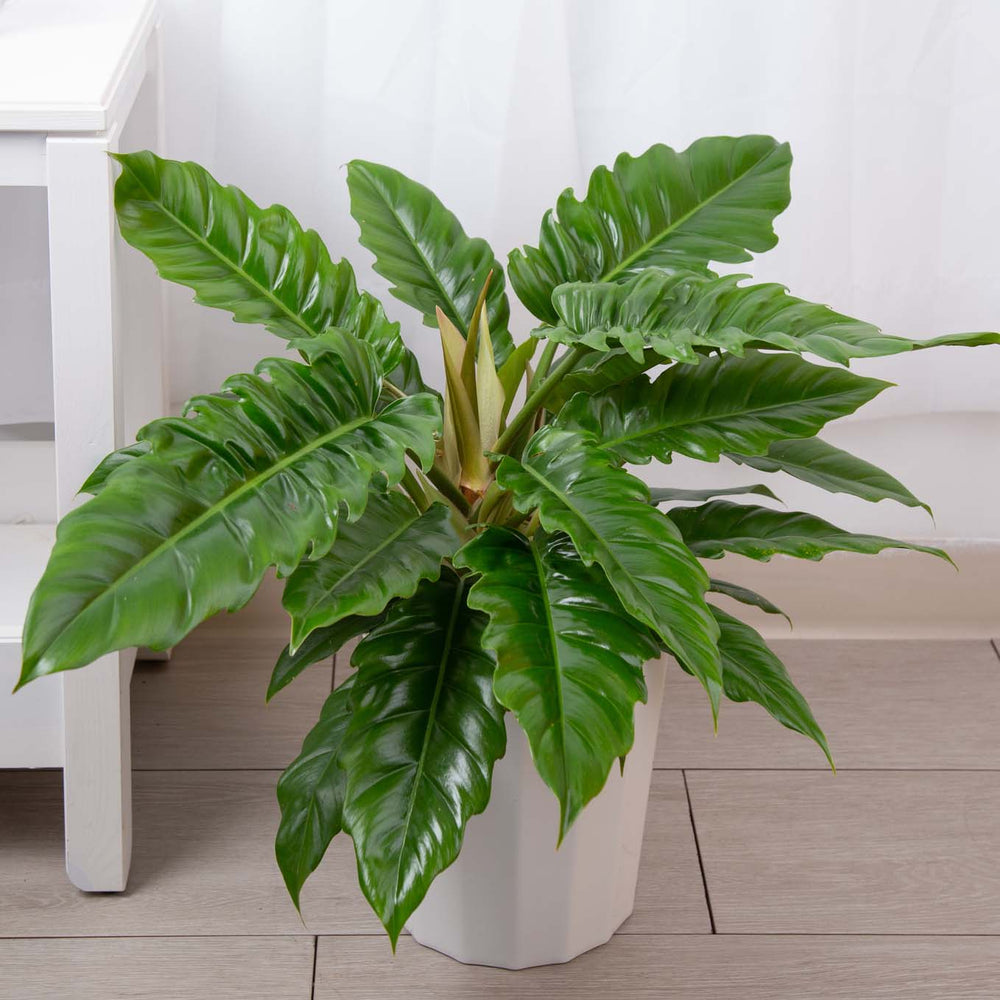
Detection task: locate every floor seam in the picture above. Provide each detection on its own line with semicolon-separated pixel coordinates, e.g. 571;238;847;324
310;935;318;1000
682;769;716;934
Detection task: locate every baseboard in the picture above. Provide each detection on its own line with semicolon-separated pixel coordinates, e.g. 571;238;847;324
232;541;999;642
709;540;1000;640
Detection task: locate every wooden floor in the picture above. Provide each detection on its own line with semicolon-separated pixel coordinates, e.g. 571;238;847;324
3;621;1000;998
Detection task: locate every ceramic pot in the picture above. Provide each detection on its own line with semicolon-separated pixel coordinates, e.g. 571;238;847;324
406;658;666;969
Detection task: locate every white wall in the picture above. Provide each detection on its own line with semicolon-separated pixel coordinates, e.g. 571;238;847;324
2;0;998;574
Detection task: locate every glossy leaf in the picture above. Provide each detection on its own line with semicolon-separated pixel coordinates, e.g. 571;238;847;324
340;573;506;945
542;270;934;367
649;484;779;505
710;606;831;765
79;441;151;495
282;493;460;651
275;676;356;908
18;334;440;687
546;346;656;412
708;579;791;626
495;427;721;713
558;351;889;464
457;528;658;838
346;159;513;363
267;611;387;702
508;136;792;322
113;151;416;381
727;438;930;513
910;331;1000;350
668;500;951;563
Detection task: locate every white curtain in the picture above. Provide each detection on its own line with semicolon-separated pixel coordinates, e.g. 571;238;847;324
4;0;998;540
154;0;1000;542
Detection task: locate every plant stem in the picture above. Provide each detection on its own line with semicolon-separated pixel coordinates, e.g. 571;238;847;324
529;340;558;391
400;465;430;511
493;346;588;457
426;464;471;516
381;379;406;400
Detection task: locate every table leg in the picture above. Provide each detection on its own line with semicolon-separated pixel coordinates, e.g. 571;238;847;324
47;134;133;892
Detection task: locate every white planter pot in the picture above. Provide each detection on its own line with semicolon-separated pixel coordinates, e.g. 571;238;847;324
406;658;666;969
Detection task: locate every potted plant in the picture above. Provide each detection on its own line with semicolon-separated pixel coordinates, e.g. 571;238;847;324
16;135;997;968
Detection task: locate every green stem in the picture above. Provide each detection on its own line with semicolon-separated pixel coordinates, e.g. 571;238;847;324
381;378;406;401
493;346;588;457
427;464;471;516
400;466;430;512
529;340;558;392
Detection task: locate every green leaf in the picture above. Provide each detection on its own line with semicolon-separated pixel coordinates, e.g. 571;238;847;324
456;528;658;839
340;572;506;946
494;427;721;714
708;579;791;626
267;611;386;703
282;493;460;652
668;500;952;563
727;438;930;513
910;331;1000;350
649;484;779;505
346;159;513;364
79;441;151;495
112;151;416;382
546;346;657;412
710;606;831;766
275;675;356;909
508;136;792;322
18;333;440;688
558;351;889;465
543;270;926;367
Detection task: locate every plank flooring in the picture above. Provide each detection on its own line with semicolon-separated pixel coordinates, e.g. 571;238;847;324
2;617;999;997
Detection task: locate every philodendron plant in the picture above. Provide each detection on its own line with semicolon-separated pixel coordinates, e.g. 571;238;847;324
17;136;998;944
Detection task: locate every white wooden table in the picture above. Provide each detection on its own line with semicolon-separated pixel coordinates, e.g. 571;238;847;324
0;0;165;892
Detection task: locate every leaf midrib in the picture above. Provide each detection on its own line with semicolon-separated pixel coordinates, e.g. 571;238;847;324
355;165;468;336
125;165;320;339
390;578;464;920
515;460;663;643
603;385;876;452
294;501;424;630
527;537;570;830
601;144;778;283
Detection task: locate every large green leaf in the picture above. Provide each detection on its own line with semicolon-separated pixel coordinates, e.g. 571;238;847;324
457;528;658;838
275;675;356;908
558;351;889;465
508;136;792;322
267;611;387;703
542;270;919;366
346;160;513;363
495;427;721;713
727;437;930;513
668;500;951;563
18;333;440;687
282;493;460;651
340;573;506;945
113;151;419;381
710;606;831;765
